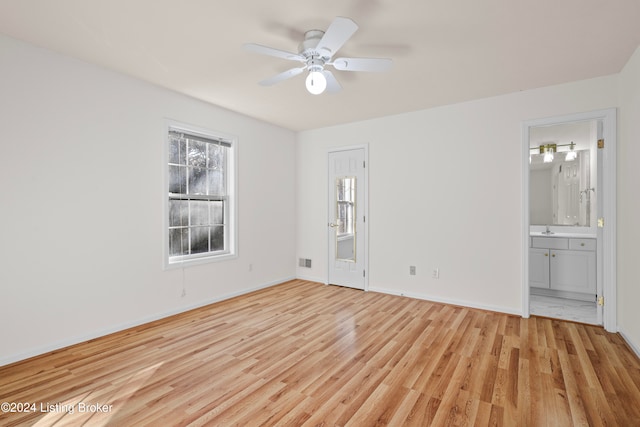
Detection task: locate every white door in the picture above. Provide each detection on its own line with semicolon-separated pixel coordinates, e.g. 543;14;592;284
595;120;604;324
328;148;366;289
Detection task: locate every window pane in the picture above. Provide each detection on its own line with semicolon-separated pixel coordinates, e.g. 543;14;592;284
207;169;225;196
190;201;209;226
207;144;225;170
210;201;223;224
169;165;187;194
188;140;207;167
168;127;232;263
169;228;188;256
190;227;209;254
210;226;224;251
169;200;188;227
188;167;207;194
169;136;186;165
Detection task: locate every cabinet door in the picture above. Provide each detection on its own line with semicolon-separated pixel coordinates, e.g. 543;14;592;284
550;250;596;294
529;248;550;289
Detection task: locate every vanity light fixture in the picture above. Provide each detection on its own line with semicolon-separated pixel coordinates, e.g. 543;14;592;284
565;142;577;161
540;143;556;163
530;142;578;163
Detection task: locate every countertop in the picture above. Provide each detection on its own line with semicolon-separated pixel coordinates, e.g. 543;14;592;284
529;232;597;239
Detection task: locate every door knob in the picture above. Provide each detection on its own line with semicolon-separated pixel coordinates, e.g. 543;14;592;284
329;223;339;228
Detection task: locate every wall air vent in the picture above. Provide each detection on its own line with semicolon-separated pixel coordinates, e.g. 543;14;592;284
299;258;312;268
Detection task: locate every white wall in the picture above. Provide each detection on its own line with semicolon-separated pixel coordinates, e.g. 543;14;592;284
3;30;638;366
0;34;296;366
296;75;618;315
617;45;640;355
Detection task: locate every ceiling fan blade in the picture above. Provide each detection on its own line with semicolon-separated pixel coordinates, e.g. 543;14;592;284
331;57;393;72
258;67;306;86
323;70;342;93
244;43;305;62
316;17;358;57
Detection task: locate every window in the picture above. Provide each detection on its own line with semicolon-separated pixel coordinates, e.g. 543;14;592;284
336;177;356;237
166;124;236;266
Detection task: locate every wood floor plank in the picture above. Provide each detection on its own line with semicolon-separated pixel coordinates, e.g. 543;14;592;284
1;279;640;426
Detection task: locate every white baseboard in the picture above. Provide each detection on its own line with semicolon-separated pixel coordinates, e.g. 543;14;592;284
618;327;640;359
0;276;294;367
368;286;522;317
296;274;327;284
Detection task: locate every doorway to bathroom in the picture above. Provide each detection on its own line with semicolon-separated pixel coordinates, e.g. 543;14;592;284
522;109;617;332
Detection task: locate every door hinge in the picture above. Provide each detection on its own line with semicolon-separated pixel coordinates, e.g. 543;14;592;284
363;161;366;168
363;270;366;277
363;215;366;223
598;217;605;228
597;139;605;149
598;296;604;306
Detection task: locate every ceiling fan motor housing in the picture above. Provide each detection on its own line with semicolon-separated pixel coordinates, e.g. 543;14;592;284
299;30;331;64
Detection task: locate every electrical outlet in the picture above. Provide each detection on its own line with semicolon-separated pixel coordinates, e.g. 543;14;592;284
432;268;439;279
409;266;416;275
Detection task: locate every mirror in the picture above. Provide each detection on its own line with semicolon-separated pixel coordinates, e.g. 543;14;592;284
529;120;597;227
335;176;356;262
530;150;591;225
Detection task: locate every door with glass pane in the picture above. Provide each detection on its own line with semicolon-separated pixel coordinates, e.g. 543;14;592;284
328;148;366;290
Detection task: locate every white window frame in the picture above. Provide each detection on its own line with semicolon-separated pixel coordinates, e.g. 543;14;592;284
163;120;238;269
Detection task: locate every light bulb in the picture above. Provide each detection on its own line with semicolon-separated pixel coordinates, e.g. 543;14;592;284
543;151;554;163
305;71;327;95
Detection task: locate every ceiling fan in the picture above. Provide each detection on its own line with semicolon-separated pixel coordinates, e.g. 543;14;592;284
244;17;393;95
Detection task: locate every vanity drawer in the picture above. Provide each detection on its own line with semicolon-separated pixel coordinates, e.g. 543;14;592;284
569;238;596;251
531;237;569;250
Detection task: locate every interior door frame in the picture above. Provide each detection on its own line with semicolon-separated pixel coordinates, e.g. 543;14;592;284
327;144;369;290
521;108;617;332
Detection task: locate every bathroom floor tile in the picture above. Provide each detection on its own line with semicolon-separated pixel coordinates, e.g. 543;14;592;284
530;295;598;325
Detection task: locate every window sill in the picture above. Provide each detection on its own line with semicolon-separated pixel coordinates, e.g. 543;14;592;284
164;252;237;270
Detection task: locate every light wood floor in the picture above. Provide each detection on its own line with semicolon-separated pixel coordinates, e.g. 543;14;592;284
1;280;640;426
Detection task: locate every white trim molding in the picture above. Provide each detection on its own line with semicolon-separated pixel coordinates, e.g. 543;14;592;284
0;277;293;367
368;286;523;317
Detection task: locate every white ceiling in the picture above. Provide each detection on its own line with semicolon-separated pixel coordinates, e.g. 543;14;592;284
1;0;639;131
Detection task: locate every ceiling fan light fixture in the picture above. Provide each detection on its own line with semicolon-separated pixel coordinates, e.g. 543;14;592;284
245;16;392;95
306;70;327;95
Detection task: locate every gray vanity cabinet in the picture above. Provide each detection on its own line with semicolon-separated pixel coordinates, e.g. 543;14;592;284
529;237;596;298
530;248;550;289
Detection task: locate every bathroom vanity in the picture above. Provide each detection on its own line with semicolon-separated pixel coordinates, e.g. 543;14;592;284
529;233;596;301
